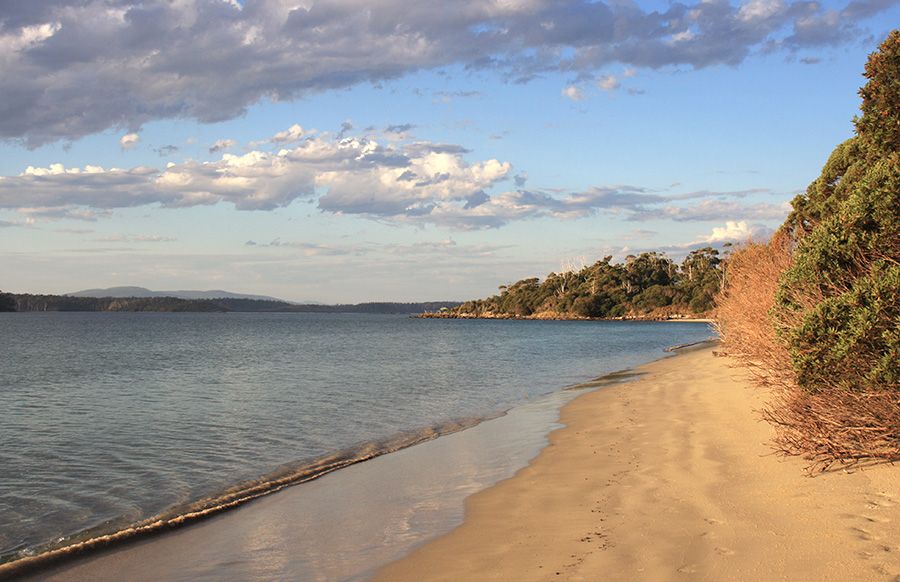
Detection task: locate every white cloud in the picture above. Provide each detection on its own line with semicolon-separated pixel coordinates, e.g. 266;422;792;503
670;30;696;43
119;132;140;150
0;0;889;145
698;220;774;244
0;126;514;218
597;75;620;91
738;0;786;21
271;124;308;144
208;139;236;153
0;125;793;230
561;85;585;101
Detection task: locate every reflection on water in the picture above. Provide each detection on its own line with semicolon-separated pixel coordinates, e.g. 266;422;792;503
0;312;712;566
32;389;575;582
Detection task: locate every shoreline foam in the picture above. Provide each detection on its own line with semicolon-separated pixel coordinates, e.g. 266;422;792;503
0;417;489;578
375;347;899;581
3;361;673;581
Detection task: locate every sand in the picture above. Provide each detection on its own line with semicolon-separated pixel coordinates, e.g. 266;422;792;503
375;346;900;582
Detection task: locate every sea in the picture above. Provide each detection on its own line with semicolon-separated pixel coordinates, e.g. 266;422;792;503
0;312;713;575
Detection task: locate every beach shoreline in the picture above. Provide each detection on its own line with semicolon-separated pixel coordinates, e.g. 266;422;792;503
2;316;713;580
9;361;673;581
416;312;714;323
375;346;899;581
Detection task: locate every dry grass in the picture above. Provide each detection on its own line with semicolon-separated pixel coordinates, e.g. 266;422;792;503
715;234;900;471
714;234;795;388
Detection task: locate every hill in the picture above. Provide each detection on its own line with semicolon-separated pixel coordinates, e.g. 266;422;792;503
66;286;291;303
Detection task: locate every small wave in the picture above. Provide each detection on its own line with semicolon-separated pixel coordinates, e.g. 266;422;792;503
663;338;719;353
0;415;498;578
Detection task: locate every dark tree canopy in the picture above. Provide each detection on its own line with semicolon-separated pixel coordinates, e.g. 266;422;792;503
446;248;724;319
0;292;16;312
773;31;900;392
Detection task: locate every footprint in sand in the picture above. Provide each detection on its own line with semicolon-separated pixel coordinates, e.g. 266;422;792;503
851;526;878;541
714;546;736;556
866;493;897;509
677;564;699;574
861;514;891;524
704;517;725;525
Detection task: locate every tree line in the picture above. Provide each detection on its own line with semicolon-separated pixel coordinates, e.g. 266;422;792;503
0;292;460;315
441;247;724;319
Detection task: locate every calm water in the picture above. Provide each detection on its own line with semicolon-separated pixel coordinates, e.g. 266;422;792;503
0;312;712;564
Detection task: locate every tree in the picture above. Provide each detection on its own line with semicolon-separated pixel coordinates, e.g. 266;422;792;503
773;31;900;392
0;292;16;312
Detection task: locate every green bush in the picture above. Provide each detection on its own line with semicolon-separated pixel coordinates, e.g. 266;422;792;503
773;31;900;393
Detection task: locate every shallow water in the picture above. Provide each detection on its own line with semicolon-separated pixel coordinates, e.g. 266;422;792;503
0;312;712;564
27;386;580;582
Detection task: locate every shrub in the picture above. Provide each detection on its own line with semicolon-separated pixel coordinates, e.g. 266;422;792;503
715;235;794;388
772;32;900;395
719;31;899;470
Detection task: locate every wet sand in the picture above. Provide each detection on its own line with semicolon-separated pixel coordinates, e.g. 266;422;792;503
376;347;899;581
12;382;581;581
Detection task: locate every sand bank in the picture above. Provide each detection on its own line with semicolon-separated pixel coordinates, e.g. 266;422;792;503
376;347;899;581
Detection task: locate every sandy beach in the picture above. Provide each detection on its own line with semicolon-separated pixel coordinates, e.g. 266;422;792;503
376;346;899;582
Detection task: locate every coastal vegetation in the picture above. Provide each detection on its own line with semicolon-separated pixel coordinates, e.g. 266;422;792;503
0;292;15;312
0;292;459;315
716;31;899;469
425;247;723;320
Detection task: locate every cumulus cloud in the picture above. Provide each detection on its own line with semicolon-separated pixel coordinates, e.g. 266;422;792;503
1;0;889;145
119;133;140;150
0;127;512;219
0;125;796;229
597;75;620;91
562;85;585;101
701;220;772;243
208;139;236;153
614;220;775;260
271;124;308;144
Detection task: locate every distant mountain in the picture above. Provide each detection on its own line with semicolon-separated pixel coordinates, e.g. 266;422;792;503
66;286;291;303
4;291;461;314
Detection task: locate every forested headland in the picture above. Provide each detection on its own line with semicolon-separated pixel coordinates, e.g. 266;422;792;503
422;247;724;320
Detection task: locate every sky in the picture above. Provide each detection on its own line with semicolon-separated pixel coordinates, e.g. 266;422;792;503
0;0;897;302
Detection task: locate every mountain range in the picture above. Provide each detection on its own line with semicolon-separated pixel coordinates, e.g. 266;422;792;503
66;286;296;303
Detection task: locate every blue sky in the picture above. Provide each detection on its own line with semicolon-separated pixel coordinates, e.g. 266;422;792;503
0;0;896;302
